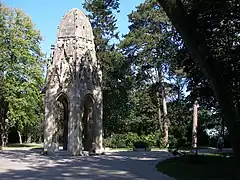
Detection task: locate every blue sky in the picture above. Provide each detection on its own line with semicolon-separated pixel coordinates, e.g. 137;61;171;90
3;0;144;55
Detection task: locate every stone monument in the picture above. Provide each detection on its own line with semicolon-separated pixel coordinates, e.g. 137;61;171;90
44;8;103;155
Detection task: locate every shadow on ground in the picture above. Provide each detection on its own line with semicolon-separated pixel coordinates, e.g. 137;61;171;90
156;154;236;180
0;149;174;180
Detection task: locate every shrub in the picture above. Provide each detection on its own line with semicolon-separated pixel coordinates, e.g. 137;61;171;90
168;134;191;150
103;133;138;148
108;134;127;148
103;133;160;149
103;138;112;148
140;133;156;147
124;132;140;147
168;135;178;149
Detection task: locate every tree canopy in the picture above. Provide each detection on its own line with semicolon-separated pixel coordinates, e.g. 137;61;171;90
0;3;45;145
157;0;240;165
0;1;236;168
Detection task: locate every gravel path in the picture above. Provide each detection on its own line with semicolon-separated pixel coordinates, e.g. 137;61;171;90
0;149;175;180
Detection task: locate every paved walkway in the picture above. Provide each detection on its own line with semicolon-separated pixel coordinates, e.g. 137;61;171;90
0;149;175;180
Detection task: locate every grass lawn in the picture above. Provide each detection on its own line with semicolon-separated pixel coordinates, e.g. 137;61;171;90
106;147;167;151
151;147;167;151
3;143;43;149
107;147;133;151
156;154;238;180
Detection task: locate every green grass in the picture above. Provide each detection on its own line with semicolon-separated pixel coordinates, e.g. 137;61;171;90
156;154;238;180
106;147;167;151
108;147;133;151
151;147;167;151
5;143;43;149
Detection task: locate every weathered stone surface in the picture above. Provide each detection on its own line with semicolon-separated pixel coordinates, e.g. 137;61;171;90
44;8;103;156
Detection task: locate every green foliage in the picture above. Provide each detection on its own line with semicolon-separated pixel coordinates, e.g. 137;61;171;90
120;0;179;84
0;0;230;151
103;133;139;148
83;0;119;48
158;0;240;163
103;132;162;148
83;0;119;71
119;0;185;147
0;3;45;143
127;88;159;135
85;0;220;152
167;101;192;149
138;133;156;147
102;51;133;136
83;0;133;138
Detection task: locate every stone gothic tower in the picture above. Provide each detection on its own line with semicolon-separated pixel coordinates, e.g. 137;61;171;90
44;8;103;155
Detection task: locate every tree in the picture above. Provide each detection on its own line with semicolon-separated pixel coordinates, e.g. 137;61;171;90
83;0;119;68
83;0;133;137
0;3;44;145
157;0;240;165
167;100;192;148
128;86;159;135
102;50;133;136
120;0;181;146
176;47;226;138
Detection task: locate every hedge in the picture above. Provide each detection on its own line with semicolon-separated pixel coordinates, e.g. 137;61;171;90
103;132;161;149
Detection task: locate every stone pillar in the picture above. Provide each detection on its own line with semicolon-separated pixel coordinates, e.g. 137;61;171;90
93;88;103;154
44;100;58;154
68;93;82;156
67;96;74;154
73;102;82;156
43;100;51;152
76;105;83;154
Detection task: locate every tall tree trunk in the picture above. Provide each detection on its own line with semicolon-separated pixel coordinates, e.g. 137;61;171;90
0;118;4;147
0;117;7;147
158;105;163;131
27;136;32;143
162;87;169;147
157;92;163;132
38;136;42;143
157;67;169;147
192;101;198;154
17;131;22;144
0;72;8;148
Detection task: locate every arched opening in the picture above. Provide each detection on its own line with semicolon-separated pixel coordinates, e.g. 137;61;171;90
55;93;69;150
82;94;94;151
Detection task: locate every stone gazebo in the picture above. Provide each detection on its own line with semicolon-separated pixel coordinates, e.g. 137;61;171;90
44;8;103;155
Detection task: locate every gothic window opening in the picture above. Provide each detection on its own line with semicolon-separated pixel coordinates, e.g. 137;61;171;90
82;94;94;151
55;93;69;150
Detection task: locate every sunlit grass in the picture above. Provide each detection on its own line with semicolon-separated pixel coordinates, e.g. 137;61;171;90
3;143;43;150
